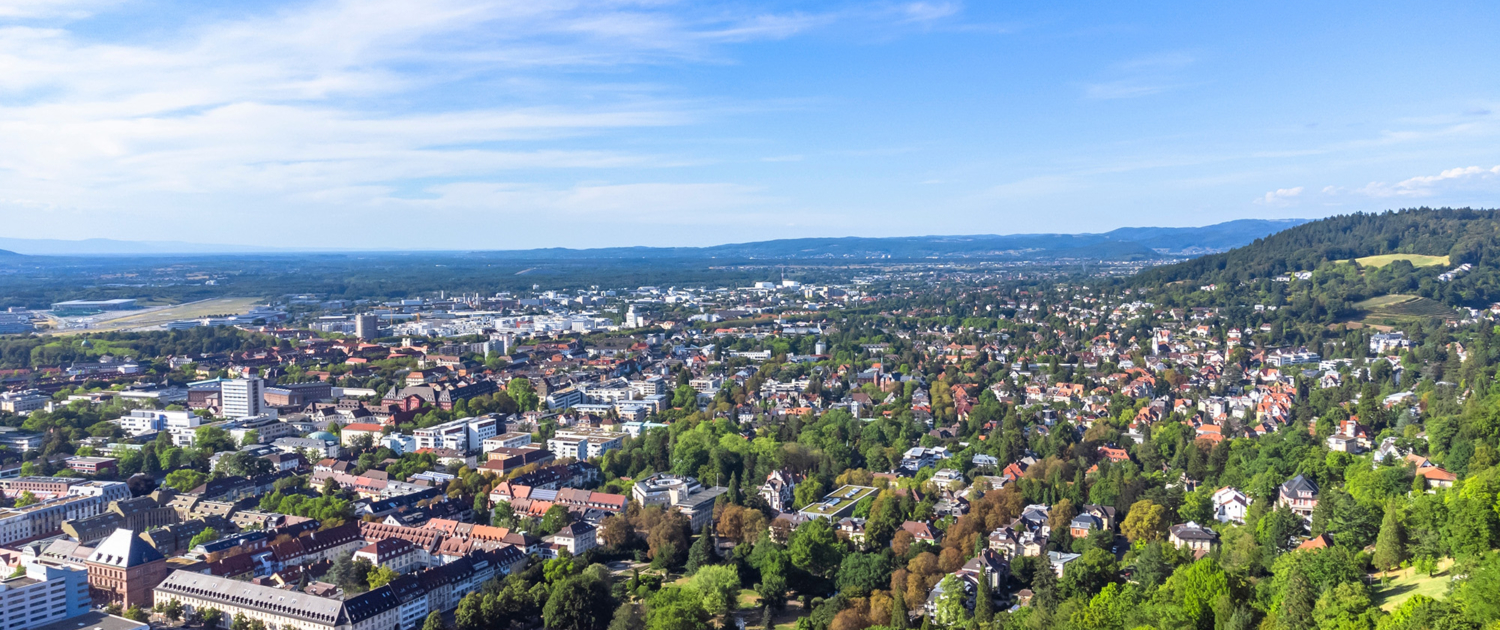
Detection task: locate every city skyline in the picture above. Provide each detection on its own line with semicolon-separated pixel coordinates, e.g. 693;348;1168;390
1;1;1498;248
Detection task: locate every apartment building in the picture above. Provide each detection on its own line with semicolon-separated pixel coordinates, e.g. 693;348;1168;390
413;416;497;453
0;558;92;630
0;495;109;545
481;432;532;452
545;430;622;462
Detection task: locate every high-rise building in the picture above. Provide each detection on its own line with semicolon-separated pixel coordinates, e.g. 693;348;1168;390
355;313;380;340
220;378;263;418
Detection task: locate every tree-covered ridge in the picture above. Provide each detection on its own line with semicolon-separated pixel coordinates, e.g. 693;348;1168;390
1136;208;1500;304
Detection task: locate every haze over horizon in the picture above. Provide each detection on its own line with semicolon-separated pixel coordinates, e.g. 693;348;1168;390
2;1;1498;249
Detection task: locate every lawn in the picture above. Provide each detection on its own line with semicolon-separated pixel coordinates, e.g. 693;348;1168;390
1349;254;1451;268
1372;560;1454;612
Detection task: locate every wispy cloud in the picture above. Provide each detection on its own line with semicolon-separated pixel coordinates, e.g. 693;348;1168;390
1082;52;1194;100
0;0;936;245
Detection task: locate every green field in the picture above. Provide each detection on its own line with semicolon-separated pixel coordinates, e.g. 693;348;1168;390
1373;561;1453;611
1347;254;1451;268
1353;294;1459;323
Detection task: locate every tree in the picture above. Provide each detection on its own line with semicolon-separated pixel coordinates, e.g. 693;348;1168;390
455;593;484;630
974;565;994;624
1372;500;1406;572
835;552;891;597
608;603;646;630
601;514;635;549
422;610;447;630
367;565;399;589
788;517;842;578
1158;559;1227;630
890;586;910;630
691;564;741;618
124;606;148;622
684;532;715;575
492;501;516;528
1277;565;1315;630
646;586;710;630
1031;561;1059;612
1120;500;1168;543
159;599;184;622
543;575;611;630
1461;553;1500;626
540;504;572;535
1061;548;1118;598
755;554;790;611
507;378;539;412
165;469;209;493
14;491;38;507
931;574;968;627
189;527;220;548
199;608;223;628
1312;582;1376;630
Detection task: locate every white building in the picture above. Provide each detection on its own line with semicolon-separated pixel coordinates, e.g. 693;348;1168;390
546;431;623;462
413;416;498;453
0;391;50;415
114;409;199;437
221;378;265;418
1211;487;1251;524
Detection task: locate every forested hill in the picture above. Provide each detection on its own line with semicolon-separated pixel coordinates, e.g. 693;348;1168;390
1134;208;1500;302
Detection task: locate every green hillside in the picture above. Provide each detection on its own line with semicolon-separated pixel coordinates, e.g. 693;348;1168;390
1135;208;1500;309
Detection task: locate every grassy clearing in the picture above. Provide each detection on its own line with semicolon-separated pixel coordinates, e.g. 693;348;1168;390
1373;560;1454;611
1348;254;1451;268
1352;294;1459;324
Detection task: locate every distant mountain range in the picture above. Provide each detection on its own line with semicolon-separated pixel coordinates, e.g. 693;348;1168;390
0;218;1309;259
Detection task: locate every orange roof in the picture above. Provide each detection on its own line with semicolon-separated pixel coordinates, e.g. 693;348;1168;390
1297;534;1332;551
344;423;385;432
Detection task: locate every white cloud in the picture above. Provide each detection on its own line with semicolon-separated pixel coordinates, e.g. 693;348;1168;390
0;0;910;245
1255;186;1303;206
1357;165;1500;198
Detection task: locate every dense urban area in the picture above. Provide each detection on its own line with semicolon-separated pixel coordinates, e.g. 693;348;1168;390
1;209;1500;630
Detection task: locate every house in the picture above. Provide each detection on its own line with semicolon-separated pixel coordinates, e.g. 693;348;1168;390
901;521;939;545
759;470;800;514
1046;551;1080;577
1415;465;1458;490
1080;504;1116;531
1211;487;1251;524
836;517;867;547
1277;475;1319;518
958;548;1008;590
931;469;966;491
1168;521;1218;553
1069;513;1103;539
550;522;597;555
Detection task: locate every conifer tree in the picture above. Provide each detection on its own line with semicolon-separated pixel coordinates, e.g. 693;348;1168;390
1373;500;1406;572
1277;567;1315;630
685;531;715;575
891;587;909;630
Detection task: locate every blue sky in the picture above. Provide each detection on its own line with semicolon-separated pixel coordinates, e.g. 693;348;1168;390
1;0;1499;249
